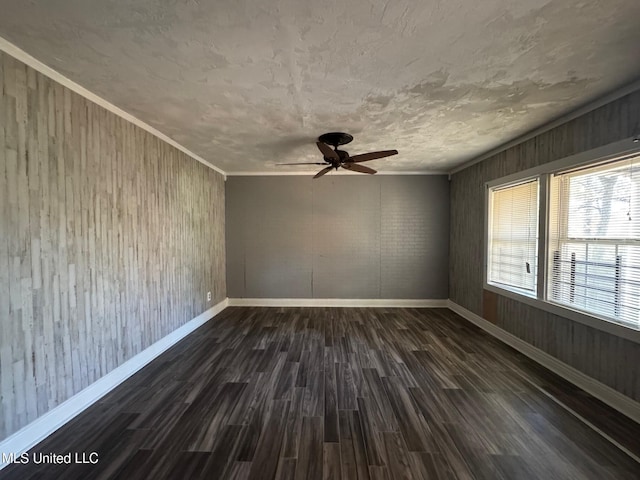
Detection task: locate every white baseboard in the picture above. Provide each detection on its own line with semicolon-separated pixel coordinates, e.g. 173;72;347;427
446;300;640;426
227;298;448;308
0;298;228;470
5;298;637;469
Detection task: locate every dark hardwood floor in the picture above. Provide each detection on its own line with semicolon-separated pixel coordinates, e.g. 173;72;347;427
2;307;639;479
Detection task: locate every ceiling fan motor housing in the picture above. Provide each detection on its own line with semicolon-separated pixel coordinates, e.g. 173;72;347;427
318;132;353;147
335;150;349;161
276;132;397;178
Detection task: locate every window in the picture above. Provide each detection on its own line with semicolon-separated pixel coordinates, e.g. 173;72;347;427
487;179;539;295
548;158;640;327
486;144;640;332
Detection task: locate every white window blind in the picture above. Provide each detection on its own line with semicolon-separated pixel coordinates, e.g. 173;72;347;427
488;179;539;294
548;155;640;328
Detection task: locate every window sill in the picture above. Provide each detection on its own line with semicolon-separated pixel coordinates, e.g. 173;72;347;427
483;283;640;344
487;282;537;299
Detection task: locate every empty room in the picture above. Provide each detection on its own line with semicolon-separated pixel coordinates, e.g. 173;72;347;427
1;0;640;479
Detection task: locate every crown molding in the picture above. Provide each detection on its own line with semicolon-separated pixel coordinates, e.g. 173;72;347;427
0;35;226;178
225;170;448;176
449;78;640;175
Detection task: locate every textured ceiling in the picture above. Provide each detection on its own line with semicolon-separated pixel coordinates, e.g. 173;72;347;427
1;0;640;173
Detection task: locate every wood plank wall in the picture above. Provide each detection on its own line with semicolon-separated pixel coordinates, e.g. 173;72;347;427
449;89;640;401
0;51;226;441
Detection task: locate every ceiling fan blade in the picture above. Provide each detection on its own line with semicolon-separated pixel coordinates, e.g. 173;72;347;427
348;149;398;163
316;142;339;161
313;166;333;179
342;163;377;175
276;162;328;165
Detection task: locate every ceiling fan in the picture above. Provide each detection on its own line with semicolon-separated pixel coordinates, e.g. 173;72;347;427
277;132;398;178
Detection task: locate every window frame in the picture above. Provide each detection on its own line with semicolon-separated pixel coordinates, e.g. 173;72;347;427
483;136;640;344
486;177;541;297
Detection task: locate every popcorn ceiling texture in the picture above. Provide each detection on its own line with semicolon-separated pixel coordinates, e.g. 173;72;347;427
449;89;640;401
0;0;639;173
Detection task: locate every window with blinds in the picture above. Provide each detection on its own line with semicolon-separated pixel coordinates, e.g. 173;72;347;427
488;179;539;294
547;156;640;327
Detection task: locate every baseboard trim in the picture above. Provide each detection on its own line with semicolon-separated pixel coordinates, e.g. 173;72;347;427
0;298;228;470
227;298;448;308
446;300;640;426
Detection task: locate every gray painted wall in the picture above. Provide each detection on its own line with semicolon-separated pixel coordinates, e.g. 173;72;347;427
226;175;449;299
450;89;640;402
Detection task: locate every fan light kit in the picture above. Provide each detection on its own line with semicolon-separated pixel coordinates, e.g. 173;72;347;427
277;132;398;178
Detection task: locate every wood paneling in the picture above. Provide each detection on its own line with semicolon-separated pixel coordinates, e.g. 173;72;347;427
0;50;226;441
482;289;498;324
449;89;640;401
1;307;638;479
496;296;640;401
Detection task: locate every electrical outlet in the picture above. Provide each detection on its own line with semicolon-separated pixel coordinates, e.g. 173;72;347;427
207;291;212;302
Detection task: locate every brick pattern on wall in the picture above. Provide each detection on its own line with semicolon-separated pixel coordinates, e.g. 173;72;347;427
381;176;449;299
226;175;450;300
312;177;382;298
449;89;640;401
0;51;226;441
